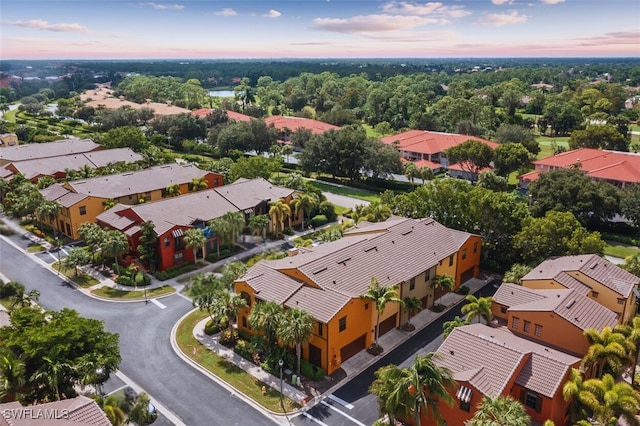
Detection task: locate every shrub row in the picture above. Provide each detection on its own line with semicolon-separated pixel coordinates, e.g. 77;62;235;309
154;262;203;281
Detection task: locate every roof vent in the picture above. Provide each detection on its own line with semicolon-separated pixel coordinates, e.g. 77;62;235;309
401;230;413;236
449;350;454;355
565;299;576;309
312;267;328;275
364;246;377;253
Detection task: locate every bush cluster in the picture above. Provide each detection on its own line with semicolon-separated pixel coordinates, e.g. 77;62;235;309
154;262;202;280
300;359;325;381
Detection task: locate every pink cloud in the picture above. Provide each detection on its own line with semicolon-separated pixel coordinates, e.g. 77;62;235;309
4;19;89;33
475;11;528;26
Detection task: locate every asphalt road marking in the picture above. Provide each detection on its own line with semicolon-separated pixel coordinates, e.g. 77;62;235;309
320;400;366;426
151;298;166;309
47;251;58;262
114;370;185;426
302;411;329;426
328;393;354;409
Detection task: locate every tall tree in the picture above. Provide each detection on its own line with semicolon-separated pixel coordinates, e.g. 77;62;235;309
432;274;454;307
136;221;159;272
78;222;106;264
248;300;283;347
268;199;291;237
0;351;25;403
582;326;634;378
212;290;247;338
290;192;318;230
469;395;530;426
461;295;493;325
369;364;406;424
278;308;314;377
189;176;209;192
360;277;404;350
403;296;422;328
36;199;62;236
445;140;494;178
183;228;206;263
165;183;181;197
442;316;468;339
100;230;129;275
248;214;270;242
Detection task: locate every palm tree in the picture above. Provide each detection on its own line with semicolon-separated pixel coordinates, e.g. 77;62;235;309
442;316;468;339
102;198;115;211
36;199;61;236
100;230;129;275
78;222;105;264
404;162;419;188
10;288;40;310
165;183;182;197
585;373;640;426
461;294;493;325
503;263;532;285
468;395;530;426
432;274;455;307
220;261;248;289
183;228;206;263
0;352;25;402
223;211;245;248
207;217;229;257
279;308;314;377
582;326;633;378
563;368;594;425
418;166;434;184
360;277;404;351
213;290;247;338
399;353;455;426
403;296;422;329
614;316;640;386
370;364;406;424
268;199;291;237
31;348;73;401
189;273;227;321
248;300;283;347
99;395;126;426
290;192;318;230
360;201;392;223
249;214;270;243
189;176;208;192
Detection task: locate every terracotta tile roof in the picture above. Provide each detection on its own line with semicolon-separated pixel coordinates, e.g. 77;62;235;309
41;184;89;208
98;189;238;236
191;108;252;122
4;148;142;180
527;148;640;184
0;395;111;425
436;324;580;398
495;283;619;331
380;130;498;156
61;164;212;199
96;204;137;232
0;139;100;163
522;254;639;298
244;262;304;304
214;178;298;211
264;116;340;135
283;285;351;324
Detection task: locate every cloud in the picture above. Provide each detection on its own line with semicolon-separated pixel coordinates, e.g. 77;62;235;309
541;0;565;3
138;2;184;10
3;19;89;33
313;14;443;33
576;29;640;46
475;11;528;26
492;0;515;4
264;9;282;18
381;1;471;18
215;8;237;17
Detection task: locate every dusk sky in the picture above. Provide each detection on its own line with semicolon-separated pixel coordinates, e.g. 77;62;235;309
1;0;639;60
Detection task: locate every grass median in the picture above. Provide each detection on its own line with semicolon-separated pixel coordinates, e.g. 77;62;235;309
175;309;299;414
52;263;100;288
91;285;175;299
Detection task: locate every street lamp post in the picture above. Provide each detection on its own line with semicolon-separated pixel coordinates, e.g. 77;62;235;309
278;359;291;425
95;367;104;397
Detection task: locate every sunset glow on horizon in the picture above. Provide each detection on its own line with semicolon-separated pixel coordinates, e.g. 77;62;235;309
1;0;639;60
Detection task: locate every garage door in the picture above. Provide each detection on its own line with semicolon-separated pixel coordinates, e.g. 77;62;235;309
377;313;397;337
461;267;475;284
340;334;366;362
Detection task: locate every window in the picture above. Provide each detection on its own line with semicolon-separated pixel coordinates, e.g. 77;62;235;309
365;303;369;310
242;317;247;328
535;324;542;337
523;320;531;333
409;278;415;291
524;391;542;412
164;237;170;247
425;270;431;282
473;242;478;254
173;252;184;263
79;206;87;215
214;178;219;186
460;400;471;412
438;260;443;266
240;291;251;307
317;322;323;337
174;237;183;250
462;249;467;260
591;291;599;298
449;254;454;267
339;316;347;332
617;298;625;305
512;317;519;329
500;307;507;314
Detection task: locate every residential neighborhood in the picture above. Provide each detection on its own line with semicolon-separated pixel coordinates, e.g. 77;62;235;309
1;57;640;426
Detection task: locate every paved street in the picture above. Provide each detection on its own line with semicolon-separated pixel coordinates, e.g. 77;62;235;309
0;236;279;426
290;284;499;426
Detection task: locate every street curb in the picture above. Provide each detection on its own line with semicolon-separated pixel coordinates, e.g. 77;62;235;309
169;308;290;426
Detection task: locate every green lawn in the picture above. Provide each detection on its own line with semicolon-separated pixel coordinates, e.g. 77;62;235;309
536;136;570;159
52;263;100;288
603;244;640;260
307;180;380;203
175;310;299;413
26;243;47;253
91;285;175;300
